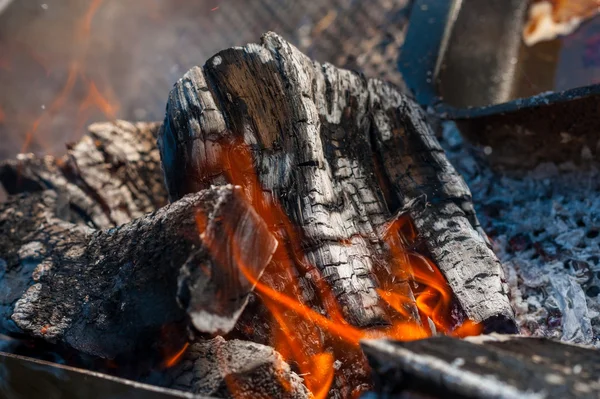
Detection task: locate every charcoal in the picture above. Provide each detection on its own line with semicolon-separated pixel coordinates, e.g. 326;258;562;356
0;185;276;359
167;336;309;399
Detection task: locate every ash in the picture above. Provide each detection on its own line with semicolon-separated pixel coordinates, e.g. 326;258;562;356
440;122;600;346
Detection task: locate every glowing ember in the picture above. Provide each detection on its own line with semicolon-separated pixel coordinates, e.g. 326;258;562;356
193;139;482;398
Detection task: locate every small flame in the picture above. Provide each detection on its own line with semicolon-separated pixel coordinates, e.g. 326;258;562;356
81;0;105;36
21;63;79;154
79;81;118;120
163;342;190;368
192;139;482;398
12;0;112;155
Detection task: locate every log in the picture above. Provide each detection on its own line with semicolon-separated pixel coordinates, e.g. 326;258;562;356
165;336;309;398
367;82;516;332
159;32;515;331
362;335;600;398
0;121;168;229
0;185;277;358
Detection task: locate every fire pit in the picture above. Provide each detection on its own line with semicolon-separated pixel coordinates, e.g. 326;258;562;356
0;1;599;399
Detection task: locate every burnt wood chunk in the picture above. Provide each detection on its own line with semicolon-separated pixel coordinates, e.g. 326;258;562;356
166;336;309;398
0;121;168;229
159;32;515;330
0;185;277;358
367;82;516;332
362;335;600;399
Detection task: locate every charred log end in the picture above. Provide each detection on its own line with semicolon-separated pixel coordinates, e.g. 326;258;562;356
178;186;279;335
0;184;276;359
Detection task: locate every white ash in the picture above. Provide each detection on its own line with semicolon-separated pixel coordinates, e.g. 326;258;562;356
440;122;600;346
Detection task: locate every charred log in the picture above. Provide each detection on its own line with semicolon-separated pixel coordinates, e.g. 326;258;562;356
362;335;600;399
367;82;516;332
165;336;309;398
159;32;515;331
0;185;277;358
0;121;167;229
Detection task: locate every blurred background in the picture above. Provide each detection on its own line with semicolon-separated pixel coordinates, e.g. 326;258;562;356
0;0;411;161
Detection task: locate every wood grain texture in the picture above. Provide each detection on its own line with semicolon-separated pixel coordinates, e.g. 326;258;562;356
0;120;168;229
159;32;515;331
0;185;276;359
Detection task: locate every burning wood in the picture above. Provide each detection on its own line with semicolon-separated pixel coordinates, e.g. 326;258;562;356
160;32;515;332
166;336;309;398
0;31;521;399
0;185;276;358
156;31;516;397
0;152;277;359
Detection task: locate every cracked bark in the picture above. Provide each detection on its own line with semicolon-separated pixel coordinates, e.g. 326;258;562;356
0;120;168;229
0;120;278;358
159;32;515;331
0;184;276;358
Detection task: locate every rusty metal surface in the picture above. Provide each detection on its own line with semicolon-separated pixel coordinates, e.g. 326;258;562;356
0;0;411;162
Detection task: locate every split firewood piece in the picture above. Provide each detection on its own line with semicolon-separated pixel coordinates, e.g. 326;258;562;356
368;81;516;332
0;185;277;358
362;335;600;398
166;336;309;398
159;32;515;331
0;121;167;229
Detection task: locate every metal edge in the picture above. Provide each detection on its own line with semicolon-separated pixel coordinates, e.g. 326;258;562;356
0;351;206;399
436;83;600;119
399;0;458;106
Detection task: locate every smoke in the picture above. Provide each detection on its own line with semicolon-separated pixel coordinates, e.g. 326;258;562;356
0;0;410;161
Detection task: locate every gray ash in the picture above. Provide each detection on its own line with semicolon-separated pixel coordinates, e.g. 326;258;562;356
440;122;600;346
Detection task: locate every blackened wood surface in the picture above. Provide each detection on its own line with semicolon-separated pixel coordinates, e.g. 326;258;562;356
0;186;276;358
0;121;168;229
368;82;516;333
165;336;309;398
362;335;600;399
159;32;514;330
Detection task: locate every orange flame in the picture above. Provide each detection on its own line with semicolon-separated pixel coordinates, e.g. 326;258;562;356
21;63;79;154
163;342;190;368
17;0;111;154
81;0;105;36
192;139;482;398
79;81;118;119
